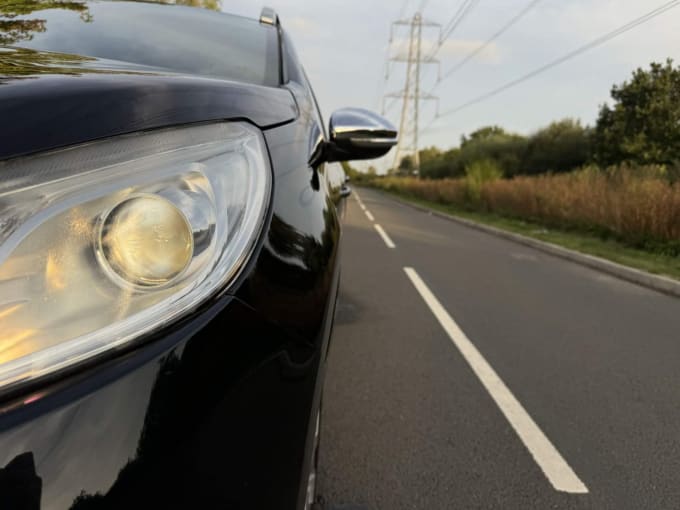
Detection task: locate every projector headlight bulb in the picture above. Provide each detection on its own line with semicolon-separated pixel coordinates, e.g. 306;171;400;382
98;195;194;288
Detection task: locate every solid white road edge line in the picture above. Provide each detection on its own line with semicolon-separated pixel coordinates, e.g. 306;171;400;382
374;224;396;249
403;267;589;494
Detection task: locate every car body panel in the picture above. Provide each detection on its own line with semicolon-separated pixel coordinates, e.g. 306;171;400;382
0;53;298;160
0;3;346;509
0;89;341;507
0;291;338;509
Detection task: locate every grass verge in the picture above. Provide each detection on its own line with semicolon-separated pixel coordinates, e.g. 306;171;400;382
373;187;680;281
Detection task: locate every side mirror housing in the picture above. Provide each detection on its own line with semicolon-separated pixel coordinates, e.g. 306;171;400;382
326;108;397;163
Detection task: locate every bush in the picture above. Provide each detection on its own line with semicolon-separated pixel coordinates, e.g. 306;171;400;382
464;159;502;203
523;119;591;174
459;129;527;177
419;148;465;179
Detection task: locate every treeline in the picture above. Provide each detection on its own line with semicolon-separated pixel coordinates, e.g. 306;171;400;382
395;60;680;180
406;119;591;179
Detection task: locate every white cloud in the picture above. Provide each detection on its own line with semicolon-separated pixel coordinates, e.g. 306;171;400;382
389;38;500;63
433;39;500;62
286;16;322;38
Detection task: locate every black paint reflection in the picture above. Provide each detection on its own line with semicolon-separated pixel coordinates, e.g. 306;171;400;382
67;354;184;509
310;169;320;192
0;47;97;81
53;296;319;509
0;2;92;46
0;1;95;80
243;208;338;340
0;452;42;510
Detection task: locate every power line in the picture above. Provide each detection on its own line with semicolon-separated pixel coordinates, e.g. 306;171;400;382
441;0;480;42
421;0;539;96
417;0;430;13
436;0;543;86
423;0;481;62
418;0;478;84
379;0;415;111
440;0;473;36
398;0;411;19
422;0;680;134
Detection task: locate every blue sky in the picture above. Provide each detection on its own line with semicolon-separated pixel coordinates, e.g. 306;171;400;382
222;0;680;171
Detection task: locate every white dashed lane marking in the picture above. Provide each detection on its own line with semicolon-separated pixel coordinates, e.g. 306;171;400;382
374;224;396;249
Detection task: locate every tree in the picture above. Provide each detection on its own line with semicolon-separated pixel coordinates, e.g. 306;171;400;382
593;59;680;166
458;127;527;177
419;148;464;179
0;47;94;80
460;126;507;147
418;146;441;167
157;0;222;9
523;119;591;174
0;0;220;48
419;127;526;179
0;1;92;46
397;155;414;175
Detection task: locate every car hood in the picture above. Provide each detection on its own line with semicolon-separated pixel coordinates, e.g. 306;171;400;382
0;47;297;160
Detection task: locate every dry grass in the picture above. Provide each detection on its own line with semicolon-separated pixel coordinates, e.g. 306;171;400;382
373;166;680;255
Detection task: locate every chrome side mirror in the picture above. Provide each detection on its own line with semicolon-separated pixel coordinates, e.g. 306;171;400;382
327;108;397;162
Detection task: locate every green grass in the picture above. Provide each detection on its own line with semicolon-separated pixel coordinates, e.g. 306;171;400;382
373;187;680;281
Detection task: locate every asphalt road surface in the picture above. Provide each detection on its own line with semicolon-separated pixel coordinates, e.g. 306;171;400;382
317;187;680;510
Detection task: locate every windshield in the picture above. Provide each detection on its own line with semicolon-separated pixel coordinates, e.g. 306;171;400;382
0;1;280;86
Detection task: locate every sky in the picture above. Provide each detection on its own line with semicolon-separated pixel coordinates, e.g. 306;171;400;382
221;0;680;172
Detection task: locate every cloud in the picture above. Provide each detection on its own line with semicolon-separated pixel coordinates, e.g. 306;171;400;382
436;39;500;62
389;38;501;63
286;16;322;38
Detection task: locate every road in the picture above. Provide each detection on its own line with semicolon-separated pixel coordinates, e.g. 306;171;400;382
317;187;680;510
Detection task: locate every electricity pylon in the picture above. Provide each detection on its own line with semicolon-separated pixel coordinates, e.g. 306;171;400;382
384;13;441;174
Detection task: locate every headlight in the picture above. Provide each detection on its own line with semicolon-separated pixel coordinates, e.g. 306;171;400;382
0;122;271;391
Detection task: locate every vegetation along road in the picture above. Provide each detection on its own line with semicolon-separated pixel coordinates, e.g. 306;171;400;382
350;60;680;281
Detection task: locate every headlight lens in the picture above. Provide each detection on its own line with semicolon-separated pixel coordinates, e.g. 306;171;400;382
98;195;194;287
0;122;270;391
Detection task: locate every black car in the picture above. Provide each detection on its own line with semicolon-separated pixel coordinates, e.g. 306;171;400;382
0;2;396;509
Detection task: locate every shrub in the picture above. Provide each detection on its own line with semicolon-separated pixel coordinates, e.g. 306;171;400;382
523;119;591;175
464;159;503;203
